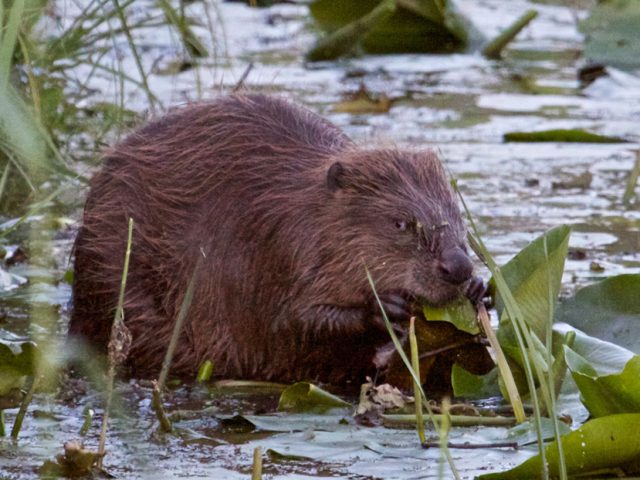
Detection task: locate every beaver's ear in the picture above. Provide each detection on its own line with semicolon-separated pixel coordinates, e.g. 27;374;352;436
327;161;346;192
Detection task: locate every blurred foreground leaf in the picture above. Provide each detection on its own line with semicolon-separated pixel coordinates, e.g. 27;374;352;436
479;414;640;479
0;340;38;396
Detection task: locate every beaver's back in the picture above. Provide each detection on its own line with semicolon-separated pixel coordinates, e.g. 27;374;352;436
70;94;352;377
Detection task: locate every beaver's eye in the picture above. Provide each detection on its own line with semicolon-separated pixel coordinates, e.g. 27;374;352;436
395;220;408;232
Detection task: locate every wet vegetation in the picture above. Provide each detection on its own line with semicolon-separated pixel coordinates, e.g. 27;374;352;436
1;0;640;478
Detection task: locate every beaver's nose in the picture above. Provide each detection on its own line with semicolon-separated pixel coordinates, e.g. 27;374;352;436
438;247;473;285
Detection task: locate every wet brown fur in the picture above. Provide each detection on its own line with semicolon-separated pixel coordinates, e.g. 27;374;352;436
70;94;470;383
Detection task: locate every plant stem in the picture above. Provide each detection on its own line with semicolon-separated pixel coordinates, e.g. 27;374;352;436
306;0;396;62
409;317;426;444
97;217;134;469
623;150;640;205
477;304;526;423
110;0;157;113
366;269;461;480
251;447;262;480
482;10;538;59
10;375;39;439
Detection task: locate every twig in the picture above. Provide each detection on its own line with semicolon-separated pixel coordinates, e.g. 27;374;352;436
423;441;518;450
232;62;254;93
482;10;538;59
382;414;518;428
419;336;487;360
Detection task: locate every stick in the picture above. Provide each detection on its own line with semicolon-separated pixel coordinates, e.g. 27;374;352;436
482;10;538;59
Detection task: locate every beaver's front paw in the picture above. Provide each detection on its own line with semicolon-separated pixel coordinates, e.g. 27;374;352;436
465;276;489;306
370;292;411;335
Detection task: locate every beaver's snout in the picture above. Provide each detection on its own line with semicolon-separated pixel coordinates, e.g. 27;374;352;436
438;247;473;285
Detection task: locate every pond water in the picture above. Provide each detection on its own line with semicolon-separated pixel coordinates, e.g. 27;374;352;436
1;0;639;478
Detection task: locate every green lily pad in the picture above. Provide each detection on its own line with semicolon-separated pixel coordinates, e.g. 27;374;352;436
423;296;479;335
565;346;640;418
479;413;640;479
277;382;350;413
556;274;640;353
503;129;626;143
580;0;640;70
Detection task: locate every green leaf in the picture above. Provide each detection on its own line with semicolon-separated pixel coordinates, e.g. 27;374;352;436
309;0;473;54
580;0;640;69
479;414;640;479
277;382;350;413
503;129;626;143
494;225;571;340
451;364;500;399
423;296;479;334
565;346;640;417
556;274;640;353
0;340;38;396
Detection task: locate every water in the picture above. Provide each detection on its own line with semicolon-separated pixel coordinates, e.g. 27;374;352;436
1;0;639;478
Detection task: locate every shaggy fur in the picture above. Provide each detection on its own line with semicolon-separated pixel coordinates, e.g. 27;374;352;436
70;94;472;383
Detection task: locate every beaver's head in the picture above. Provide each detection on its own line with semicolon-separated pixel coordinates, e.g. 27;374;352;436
324;148;473;307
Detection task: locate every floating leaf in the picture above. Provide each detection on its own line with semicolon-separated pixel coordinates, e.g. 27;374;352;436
565;346;640;417
479;414;640;479
580;0;640;70
556;274;640;353
277;382;350;413
504;129;626;143
333;86;391;114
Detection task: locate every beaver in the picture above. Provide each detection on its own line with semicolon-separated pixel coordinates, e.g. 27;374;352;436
69;94;487;385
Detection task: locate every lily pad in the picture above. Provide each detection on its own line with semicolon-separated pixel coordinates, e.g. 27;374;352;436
479;413;640;479
503;129;626;143
556;274;640;353
564;346;640;417
277;382;350;413
580;0;640;70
